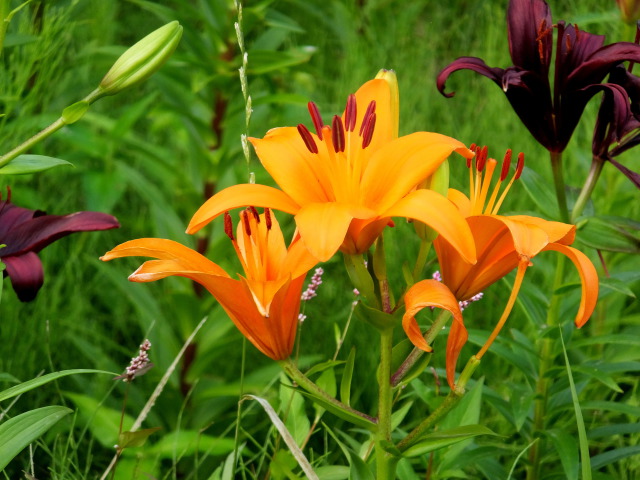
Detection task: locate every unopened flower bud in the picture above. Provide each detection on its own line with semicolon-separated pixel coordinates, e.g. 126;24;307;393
97;21;182;99
375;69;399;138
617;0;640;23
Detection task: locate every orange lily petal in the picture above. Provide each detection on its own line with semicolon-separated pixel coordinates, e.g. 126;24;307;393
447;189;472;217
493;215;552;259
402;279;466;390
510;215;576;245
101;238;229;277
295;202;375;261
543;243;599;327
382;189;477;265
187;184;300;234
249;128;335;206
441;216;519;299
362;133;473;213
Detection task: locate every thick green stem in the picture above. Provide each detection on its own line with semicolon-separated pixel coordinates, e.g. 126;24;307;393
571;157;604;223
375;328;395;479
390;310;449;387
397;356;480;451
550;151;570;222
279;358;376;425
527;255;567;480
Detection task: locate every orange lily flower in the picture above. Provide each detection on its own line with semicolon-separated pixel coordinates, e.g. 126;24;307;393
101;208;318;360
186;71;476;264
403;147;599;389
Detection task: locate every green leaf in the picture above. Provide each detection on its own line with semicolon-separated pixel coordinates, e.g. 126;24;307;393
0;406;72;470
247;47;316;75
0;155;72;175
146;430;235;457
577;216;640;253
591;445;640;470
519;166;559;219
546;429;578;480
340;347;355;407
61;100;90;124
293;388;376;431
599;277;636;298
559;328;591;480
0;369;115;403
403;425;498;457
118;427;161;449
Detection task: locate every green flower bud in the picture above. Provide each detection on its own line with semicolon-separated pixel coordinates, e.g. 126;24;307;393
617;0;640;23
97;21;182;99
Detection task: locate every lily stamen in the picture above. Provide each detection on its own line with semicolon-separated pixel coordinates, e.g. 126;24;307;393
468;146;525;216
332;115;346;153
308;101;324;139
344;94;357;132
361;112;376;149
297;124;319;154
492;151;524;215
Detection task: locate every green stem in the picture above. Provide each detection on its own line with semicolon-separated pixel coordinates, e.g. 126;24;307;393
571;157;604;223
527;255;567;480
375;328;395;479
550;151;570;222
279;358;376;425
397;356;480;452
0;118;66;167
390;310;449;387
412;239;432;282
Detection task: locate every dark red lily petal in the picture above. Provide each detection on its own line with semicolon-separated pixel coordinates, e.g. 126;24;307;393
507;0;552;72
1;211;120;256
0;202;44;239
591;82;632;159
567;41;640;90
609;156;640;188
3;252;44;302
436;57;505;98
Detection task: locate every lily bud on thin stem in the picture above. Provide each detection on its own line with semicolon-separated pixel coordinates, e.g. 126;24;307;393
96;21;183;101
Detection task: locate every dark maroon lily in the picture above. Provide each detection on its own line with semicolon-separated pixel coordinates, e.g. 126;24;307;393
0;188;120;302
437;0;640;153
592;65;640;188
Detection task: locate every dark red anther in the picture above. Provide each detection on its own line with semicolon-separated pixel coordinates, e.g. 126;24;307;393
500;149;513;181
297;124;318;154
345;94;357;132
476;145;488;172
224;212;234;240
361;113;376;149
308;102;324;139
515;152;525;179
469;143;477;151
242;210;252;236
359;100;376;135
248;206;260;222
332;115;345;153
264;208;272;230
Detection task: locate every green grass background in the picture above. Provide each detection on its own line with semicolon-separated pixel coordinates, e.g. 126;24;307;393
1;0;640;478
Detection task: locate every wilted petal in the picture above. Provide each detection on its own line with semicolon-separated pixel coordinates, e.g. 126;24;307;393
3;252;44;302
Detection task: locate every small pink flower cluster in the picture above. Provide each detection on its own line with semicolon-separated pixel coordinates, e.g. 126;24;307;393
432;271;483;312
122;339;152;382
301;267;324;300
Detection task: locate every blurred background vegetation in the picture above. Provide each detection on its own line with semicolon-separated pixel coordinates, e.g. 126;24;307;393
1;0;639;478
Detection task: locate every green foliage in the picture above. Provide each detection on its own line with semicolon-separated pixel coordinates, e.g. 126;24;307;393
1;0;640;478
